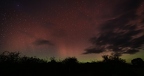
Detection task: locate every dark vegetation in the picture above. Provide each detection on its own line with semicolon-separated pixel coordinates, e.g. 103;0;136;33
0;51;144;76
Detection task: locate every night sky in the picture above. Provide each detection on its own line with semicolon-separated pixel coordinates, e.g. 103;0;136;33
0;0;144;62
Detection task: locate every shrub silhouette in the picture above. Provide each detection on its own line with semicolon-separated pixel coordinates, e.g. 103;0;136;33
19;56;47;63
0;51;20;63
102;55;126;64
62;57;78;64
0;51;46;63
49;57;57;63
131;58;144;67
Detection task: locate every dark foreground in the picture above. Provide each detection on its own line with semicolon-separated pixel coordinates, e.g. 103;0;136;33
0;63;144;76
0;52;144;76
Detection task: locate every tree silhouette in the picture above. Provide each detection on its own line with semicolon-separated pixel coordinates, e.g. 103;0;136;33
131;58;144;67
102;54;126;64
62;57;78;64
49;57;57;64
0;51;20;63
0;51;47;63
19;56;47;63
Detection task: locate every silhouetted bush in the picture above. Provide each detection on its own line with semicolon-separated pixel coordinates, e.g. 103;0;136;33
0;51;20;63
62;57;78;64
0;51;47;64
19;56;47;63
102;55;126;64
131;58;144;67
49;57;57;63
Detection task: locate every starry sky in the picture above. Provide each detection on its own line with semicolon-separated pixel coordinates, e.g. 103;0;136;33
0;0;144;62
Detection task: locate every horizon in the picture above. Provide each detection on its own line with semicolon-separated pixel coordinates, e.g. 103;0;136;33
0;51;143;63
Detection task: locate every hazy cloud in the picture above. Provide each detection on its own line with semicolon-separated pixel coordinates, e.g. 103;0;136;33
84;0;144;56
83;47;104;54
33;39;54;46
112;0;142;15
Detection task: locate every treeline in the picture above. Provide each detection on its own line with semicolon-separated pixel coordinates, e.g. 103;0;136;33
0;51;144;76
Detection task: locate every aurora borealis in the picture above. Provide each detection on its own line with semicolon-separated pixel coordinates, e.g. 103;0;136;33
0;0;144;62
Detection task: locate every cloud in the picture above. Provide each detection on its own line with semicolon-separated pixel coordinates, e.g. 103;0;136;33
112;0;143;16
124;49;139;54
83;47;104;54
84;19;144;55
33;39;54;46
84;0;144;56
100;11;138;32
